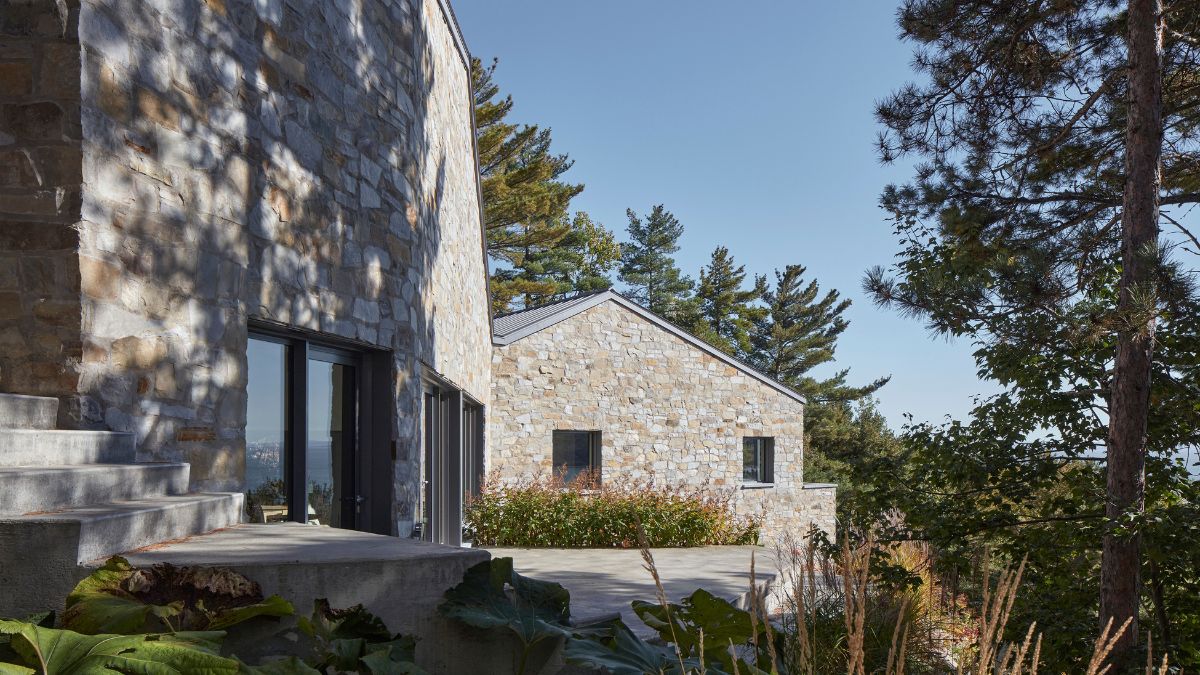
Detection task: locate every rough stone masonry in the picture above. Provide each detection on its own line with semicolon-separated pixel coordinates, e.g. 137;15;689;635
489;300;837;543
0;0;492;535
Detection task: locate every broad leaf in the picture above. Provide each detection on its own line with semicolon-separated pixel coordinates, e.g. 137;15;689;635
359;639;426;675
298;599;393;644
63;557;293;635
562;619;702;675
632;588;758;669
0;619;239;674
296;601;423;674
237;656;321;674
438;557;570;648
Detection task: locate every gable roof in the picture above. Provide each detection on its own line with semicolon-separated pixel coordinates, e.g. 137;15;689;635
492;290;806;404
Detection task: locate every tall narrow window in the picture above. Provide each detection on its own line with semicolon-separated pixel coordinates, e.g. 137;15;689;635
462;402;484;501
552;430;601;484
742;437;774;484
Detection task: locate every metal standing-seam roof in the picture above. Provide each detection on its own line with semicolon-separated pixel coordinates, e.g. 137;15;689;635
491;290;806;404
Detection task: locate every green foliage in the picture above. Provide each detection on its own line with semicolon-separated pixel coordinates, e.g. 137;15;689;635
751;265;888;402
497;211;621;308
689;246;766;357
618;205;695;322
296;600;424;675
438;558;569;675
473;57;585;312
61;557;293;636
864;0;1200;669
0;619;238;674
464;475;759;548
561;618;702;675
2;557;422;675
631;588;772;674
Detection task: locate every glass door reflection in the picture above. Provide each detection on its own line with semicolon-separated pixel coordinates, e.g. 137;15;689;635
245;338;289;523
307;358;357;529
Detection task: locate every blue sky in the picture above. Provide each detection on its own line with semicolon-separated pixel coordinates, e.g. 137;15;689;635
452;0;997;428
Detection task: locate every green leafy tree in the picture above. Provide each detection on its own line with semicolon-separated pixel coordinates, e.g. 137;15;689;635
689;247;766;357
474;58;583;311
752;265;889;402
506;212;621;307
618;205;694;322
863;0;1200;667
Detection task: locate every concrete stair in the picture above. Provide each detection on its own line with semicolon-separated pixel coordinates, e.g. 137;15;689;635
0;463;191;516
0;393;245;617
0;393;58;429
0;429;136;466
13;493;244;563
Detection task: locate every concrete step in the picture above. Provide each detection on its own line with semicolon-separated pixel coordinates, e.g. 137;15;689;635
0;463;191;516
3;492;244;563
0;393;58;430
114;525;497;672
0;429;135;467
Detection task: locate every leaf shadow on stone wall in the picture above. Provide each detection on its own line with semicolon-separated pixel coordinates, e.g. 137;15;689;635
68;0;454;526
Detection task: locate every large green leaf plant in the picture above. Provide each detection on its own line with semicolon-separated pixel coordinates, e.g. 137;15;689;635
439;557;780;675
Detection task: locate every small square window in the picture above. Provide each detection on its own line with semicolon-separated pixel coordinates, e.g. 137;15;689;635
553;430;601;484
743;437;774;484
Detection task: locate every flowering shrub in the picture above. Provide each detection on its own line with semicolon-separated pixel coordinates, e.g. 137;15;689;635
465;472;760;548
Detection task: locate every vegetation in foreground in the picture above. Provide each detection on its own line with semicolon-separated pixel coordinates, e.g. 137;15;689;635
465;472;759;548
3;536;1175;674
0;557;424;674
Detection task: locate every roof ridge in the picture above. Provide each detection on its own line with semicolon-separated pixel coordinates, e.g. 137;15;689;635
491;290;806;404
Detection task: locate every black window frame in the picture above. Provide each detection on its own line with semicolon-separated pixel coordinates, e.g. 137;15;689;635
552;430;602;484
742;436;775;485
246;321;394;534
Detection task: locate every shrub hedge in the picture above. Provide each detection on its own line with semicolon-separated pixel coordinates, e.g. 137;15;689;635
465;472;760;548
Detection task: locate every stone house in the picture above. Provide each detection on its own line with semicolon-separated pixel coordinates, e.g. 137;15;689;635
0;0;833;666
0;0;499;668
489;290;836;542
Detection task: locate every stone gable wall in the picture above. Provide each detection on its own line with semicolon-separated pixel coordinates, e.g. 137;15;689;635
489;301;835;543
4;0;490;534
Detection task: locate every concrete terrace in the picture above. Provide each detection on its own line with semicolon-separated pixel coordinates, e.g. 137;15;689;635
489;545;780;637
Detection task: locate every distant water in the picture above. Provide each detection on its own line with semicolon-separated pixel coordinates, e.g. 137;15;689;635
246;439;336;490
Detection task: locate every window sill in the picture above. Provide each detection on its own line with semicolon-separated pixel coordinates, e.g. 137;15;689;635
741;482;775;490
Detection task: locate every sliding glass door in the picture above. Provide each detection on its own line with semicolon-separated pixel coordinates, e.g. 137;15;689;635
306;350;358;528
418;375;485;546
245;330;387;531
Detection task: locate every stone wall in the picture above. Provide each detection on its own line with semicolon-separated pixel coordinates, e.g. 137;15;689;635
3;0;490;534
0;1;84;419
489;301;835;543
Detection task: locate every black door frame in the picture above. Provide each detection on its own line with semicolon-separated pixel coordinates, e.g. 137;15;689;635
419;369;485;546
247;321;394;534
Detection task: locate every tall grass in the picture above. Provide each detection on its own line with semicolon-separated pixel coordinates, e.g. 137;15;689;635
465;471;759;547
636;530;1172;674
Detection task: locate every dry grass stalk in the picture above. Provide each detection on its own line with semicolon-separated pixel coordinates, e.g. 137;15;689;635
971;555;1029;675
775;533;818;675
747;551;780;673
1084;616;1132;675
635;523;689;674
1144;634;1169;675
842;534;872;675
885;596;911;675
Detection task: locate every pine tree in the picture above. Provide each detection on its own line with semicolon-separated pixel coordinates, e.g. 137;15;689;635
752;265;888;402
690;247;766;357
473;58;583;310
618;205;694;322
504;212;621;308
865;0;1200;664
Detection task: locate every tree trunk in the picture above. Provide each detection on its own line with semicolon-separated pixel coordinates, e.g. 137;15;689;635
1101;0;1163;660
